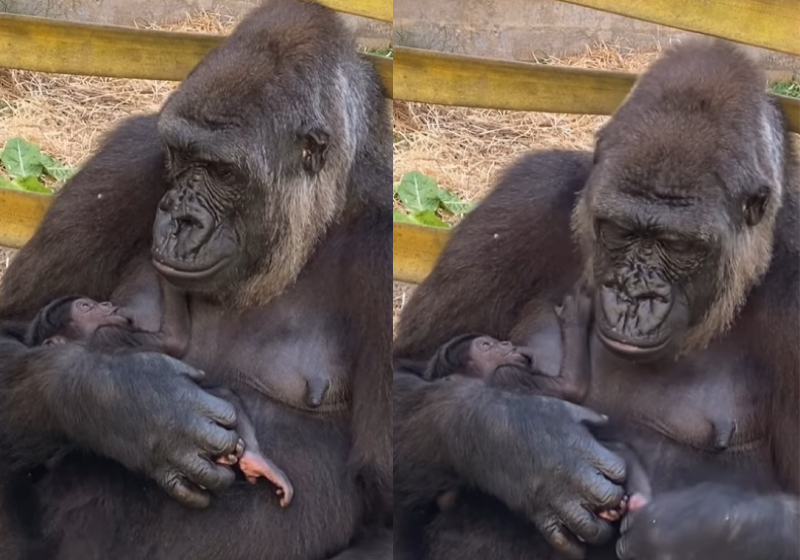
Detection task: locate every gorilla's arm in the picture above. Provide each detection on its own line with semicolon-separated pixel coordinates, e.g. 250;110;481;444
0;116;241;507
617;483;800;560
344;209;393;522
0;332;238;495
394;365;626;556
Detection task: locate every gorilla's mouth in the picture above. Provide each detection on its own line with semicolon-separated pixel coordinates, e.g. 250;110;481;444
596;327;671;361
152;255;230;283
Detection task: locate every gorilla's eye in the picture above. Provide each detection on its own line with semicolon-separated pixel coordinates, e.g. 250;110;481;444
214;164;236;182
597;220;631;248
662;238;693;253
743;190;770;227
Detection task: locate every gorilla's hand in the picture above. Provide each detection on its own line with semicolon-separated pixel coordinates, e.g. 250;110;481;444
77;352;241;508
616;483;800;560
463;394;627;559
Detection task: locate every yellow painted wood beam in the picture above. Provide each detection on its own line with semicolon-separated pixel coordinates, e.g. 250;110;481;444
316;0;392;22
392;223;451;285
393;47;800;133
0;13;392;96
558;0;800;57
0;190;52;250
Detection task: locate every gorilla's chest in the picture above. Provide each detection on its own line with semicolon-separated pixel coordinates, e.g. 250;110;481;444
181;297;350;412
584;333;777;492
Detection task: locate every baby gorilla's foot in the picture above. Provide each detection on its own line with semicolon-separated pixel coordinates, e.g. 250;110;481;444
239;451;295;508
554;283;593;329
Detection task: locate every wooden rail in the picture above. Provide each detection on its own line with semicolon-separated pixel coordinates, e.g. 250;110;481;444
560;0;800;57
0;191;52;250
0;13;392;95
394;47;800;133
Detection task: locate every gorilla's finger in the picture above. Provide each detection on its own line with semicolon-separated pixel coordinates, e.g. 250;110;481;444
534;514;586;560
588;443;627;484
156;469;210;509
235;438;246;457
192;421;241;459
158;354;206;382
620;509;638;534
195;392;238;428
558;501;615;546
615;533;635;560
561;401;608;427
183;454;237;492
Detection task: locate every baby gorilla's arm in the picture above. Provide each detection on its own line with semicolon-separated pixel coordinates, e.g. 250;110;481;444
109;257;190;358
509;285;592;403
551;285;593;403
208;386;295;507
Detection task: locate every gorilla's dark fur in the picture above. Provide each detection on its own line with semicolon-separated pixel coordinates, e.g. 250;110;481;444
0;1;391;559
394;39;799;560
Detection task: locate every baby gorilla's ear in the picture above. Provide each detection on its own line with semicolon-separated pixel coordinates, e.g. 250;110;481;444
43;336;68;347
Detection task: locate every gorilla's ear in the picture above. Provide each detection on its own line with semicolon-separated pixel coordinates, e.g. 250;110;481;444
301;127;330;174
743;184;771;227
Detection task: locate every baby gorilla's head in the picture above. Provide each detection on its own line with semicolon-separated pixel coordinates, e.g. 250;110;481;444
465;336;533;378
25;296;130;347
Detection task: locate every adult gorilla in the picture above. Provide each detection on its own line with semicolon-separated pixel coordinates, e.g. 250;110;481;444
394;40;799;560
0;1;391;558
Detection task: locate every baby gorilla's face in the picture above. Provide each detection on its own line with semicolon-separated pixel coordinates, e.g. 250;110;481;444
467;336;532;378
71;298;130;341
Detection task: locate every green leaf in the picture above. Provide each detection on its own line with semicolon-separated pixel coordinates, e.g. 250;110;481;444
1;138;44;179
436;188;475;215
0;176;23;191
396;171;441;213
392;209;416;224
14;175;52;194
410;209;450;229
40;153;76;181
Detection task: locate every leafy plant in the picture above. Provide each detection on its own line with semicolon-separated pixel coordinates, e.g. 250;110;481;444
0;138;75;195
771;81;800;99
393;171;475;229
368;46;393;58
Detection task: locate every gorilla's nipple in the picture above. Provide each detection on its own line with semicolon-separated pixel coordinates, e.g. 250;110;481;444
306;378;331;408
712;419;737;451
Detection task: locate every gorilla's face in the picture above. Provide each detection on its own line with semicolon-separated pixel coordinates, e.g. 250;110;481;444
149;87;335;303
573;119;777;363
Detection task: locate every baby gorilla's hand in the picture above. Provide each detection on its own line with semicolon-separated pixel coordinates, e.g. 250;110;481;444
555;282;593;329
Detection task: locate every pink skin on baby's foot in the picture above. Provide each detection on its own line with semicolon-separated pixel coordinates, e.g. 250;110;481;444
238;450;295;508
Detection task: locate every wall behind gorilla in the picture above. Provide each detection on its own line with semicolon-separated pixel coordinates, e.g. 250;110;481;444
393;0;799;77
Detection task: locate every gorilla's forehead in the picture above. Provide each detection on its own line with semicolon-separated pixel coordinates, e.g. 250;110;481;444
588;177;730;240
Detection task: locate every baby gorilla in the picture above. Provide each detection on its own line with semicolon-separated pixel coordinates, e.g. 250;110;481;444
425;287;650;522
25;291;295;507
